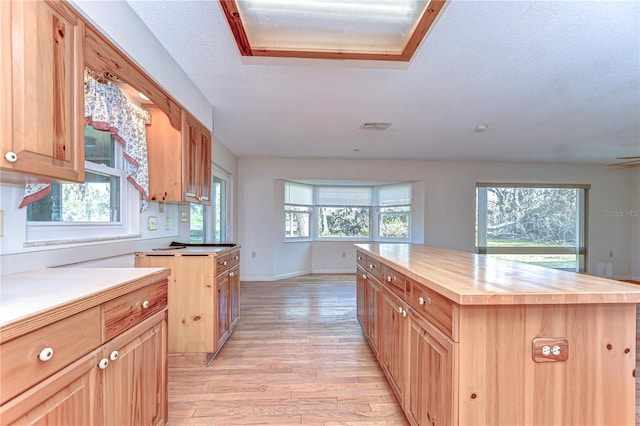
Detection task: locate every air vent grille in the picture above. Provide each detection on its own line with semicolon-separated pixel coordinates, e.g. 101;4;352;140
360;122;391;130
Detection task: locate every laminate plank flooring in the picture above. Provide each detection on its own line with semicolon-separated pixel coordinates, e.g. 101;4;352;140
167;274;408;426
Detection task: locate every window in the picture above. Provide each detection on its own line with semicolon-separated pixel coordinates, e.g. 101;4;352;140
284;181;412;242
211;176;227;243
317;186;371;239
284;182;313;239
28;126;124;223
190;203;205;243
476;184;589;272
376;183;411;240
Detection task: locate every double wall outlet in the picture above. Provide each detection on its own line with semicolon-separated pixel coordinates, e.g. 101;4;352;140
532;337;569;362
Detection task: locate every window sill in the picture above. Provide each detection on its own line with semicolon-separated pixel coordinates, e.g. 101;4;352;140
24;234;142;248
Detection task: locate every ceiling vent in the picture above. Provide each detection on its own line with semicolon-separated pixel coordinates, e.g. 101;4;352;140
360;122;392;130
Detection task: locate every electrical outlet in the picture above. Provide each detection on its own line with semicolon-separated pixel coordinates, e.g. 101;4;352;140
251;251;256;258
180;211;189;222
158;202;164;213
148;216;158;231
165;217;170;230
532;337;569;362
342;252;346;258
609;250;613;258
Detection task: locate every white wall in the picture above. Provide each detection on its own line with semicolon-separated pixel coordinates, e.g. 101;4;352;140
0;1;234;275
632;168;640;281
238;157;637;281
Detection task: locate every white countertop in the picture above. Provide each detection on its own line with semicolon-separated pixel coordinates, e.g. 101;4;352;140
0;268;168;328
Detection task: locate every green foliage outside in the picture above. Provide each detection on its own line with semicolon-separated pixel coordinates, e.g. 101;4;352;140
318;207;369;238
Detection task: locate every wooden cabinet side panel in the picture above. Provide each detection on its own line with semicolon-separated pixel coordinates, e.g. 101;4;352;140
230;265;241;329
0;349;102;426
1;1;11;167
145;105;183;202
356;267;366;328
198;129;212;204
458;304;636;425
182;115;199;202
6;0;84;182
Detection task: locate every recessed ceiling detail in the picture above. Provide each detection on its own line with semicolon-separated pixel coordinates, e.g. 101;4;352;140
219;0;448;61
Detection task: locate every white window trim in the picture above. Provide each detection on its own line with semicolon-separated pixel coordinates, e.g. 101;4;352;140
25;159;140;246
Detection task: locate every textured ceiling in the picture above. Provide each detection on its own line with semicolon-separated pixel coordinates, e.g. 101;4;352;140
127;0;640;164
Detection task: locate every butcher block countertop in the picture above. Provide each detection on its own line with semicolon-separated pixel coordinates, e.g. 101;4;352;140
356;243;640;306
0;267;170;343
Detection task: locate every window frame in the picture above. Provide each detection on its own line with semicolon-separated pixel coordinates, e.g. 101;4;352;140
475;183;589;272
284;181;412;243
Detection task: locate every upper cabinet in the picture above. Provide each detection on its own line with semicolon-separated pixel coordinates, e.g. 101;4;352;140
146;105;212;205
1;0;85;183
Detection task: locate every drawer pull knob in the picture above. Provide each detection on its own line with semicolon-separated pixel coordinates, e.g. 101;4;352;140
109;350;119;361
4;152;17;163
398;306;403;313
234;255;239;260
362;273;367;279
229;271;236;277
387;276;392;282
38;347;54;362
369;264;375;269
418;296;432;305
98;358;109;369
223;261;228;266
142;300;150;309
402;310;407;318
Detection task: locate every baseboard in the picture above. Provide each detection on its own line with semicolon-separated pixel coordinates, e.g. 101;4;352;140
311;268;356;274
273;270;312;280
240;275;279;282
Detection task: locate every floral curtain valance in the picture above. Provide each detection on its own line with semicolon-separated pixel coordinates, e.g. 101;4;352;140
19;69;151;212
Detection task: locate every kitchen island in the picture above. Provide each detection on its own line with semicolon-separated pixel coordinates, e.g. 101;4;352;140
356;243;640;426
135;245;240;366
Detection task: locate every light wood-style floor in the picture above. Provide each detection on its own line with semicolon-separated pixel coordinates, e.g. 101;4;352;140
167;274;408;426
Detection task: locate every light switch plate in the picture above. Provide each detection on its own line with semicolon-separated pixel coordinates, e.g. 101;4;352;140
148;216;158;231
181;211;188;222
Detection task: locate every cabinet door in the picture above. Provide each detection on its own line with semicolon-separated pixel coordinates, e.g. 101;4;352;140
0;349;102;425
365;274;381;358
356;268;366;328
406;312;457;426
216;272;231;350
2;0;84;183
183;115;199;203
229;266;240;329
198;128;212;205
103;311;168;426
381;288;408;406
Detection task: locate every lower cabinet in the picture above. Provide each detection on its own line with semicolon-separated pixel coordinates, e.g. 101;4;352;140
0;273;169;426
406;311;456;426
380;288;409;406
229;265;241;329
103;311;168;426
356;269;366;327
364;272;381;358
0;350;102;425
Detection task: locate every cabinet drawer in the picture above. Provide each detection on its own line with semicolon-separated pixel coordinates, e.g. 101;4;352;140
0;306;101;405
103;280;168;341
407;278;456;340
381;264;406;298
366;257;382;281
228;251;240;269
356;251;367;269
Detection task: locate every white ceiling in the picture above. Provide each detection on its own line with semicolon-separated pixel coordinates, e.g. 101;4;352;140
127;0;640;165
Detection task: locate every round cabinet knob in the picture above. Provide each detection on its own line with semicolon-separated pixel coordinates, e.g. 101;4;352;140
402;310;407;318
229;271;236;277
234;255;239;260
387;276;392;282
418;297;425;305
98;358;109;369
398;306;403;313
223;261;228;266
38;347;54;362
109;350;119;361
142;300;150;309
362;273;367;279
4;152;17;163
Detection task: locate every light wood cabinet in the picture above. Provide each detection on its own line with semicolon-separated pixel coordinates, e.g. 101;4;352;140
135;246;240;365
356;269;366;327
1;0;85;184
356;243;639;426
364;271;381;359
380;287;409;407
0;269;169;426
406;310;456;426
145;106;212;205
